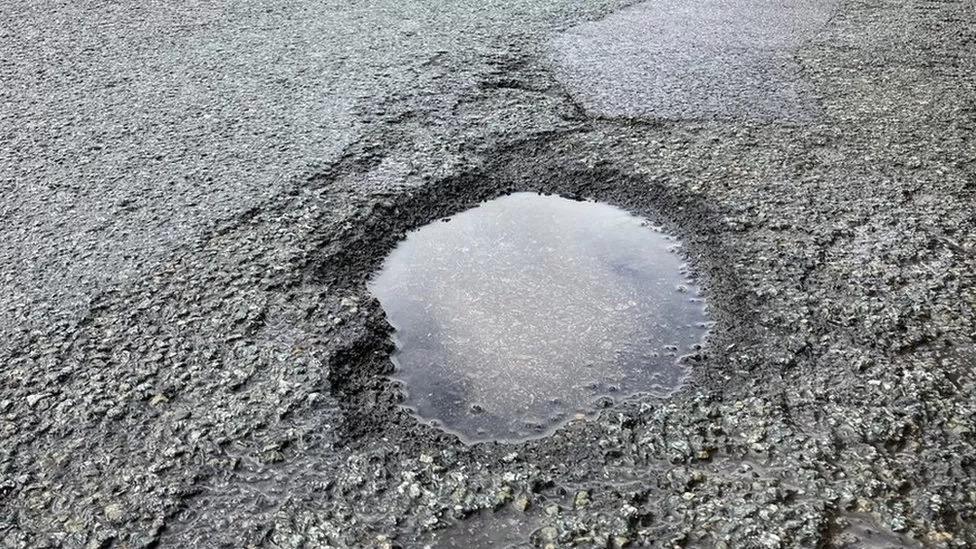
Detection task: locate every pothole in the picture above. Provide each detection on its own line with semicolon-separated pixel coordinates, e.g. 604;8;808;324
368;192;710;442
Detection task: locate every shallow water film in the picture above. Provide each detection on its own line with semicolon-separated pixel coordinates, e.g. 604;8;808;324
369;193;709;442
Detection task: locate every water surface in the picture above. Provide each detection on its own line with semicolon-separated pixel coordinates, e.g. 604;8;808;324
369;193;708;442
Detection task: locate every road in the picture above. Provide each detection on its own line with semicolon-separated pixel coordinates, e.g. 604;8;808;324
1;0;975;546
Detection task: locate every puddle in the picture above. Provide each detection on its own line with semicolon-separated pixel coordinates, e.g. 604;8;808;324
549;0;837;120
368;193;709;442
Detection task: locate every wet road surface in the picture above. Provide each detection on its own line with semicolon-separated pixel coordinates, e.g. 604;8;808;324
2;0;975;547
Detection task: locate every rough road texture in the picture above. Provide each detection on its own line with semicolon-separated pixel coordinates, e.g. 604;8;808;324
1;0;975;547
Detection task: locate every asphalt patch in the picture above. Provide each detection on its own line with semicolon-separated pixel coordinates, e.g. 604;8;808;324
550;0;838;120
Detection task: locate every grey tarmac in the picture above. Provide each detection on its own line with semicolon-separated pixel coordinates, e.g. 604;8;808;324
1;0;975;547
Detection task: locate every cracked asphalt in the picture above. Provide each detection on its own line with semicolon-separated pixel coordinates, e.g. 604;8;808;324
2;0;975;547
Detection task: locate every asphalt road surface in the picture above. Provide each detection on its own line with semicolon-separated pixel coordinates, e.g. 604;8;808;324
2;0;975;547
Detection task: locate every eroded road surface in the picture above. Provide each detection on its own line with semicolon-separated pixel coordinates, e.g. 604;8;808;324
2;0;975;547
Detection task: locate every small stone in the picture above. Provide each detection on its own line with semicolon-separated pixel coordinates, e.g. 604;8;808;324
104;503;123;523
419;453;434;464
26;393;48;407
612;536;630;548
514;493;530;512
540;527;558;542
890;516;908;532
927;531;953;543
149;394;169;406
574;490;590;509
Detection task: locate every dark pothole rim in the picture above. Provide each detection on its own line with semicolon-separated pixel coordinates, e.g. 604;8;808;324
310;135;759;452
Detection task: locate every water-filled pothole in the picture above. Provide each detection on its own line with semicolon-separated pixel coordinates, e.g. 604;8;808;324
368;192;709;442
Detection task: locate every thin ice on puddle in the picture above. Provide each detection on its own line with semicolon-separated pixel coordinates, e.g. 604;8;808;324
369;192;709;442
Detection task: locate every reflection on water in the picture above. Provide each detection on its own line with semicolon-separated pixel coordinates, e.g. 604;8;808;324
369;193;709;442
